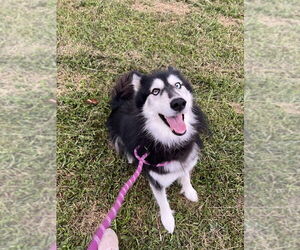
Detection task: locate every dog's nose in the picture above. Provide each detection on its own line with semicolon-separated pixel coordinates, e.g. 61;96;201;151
170;98;186;112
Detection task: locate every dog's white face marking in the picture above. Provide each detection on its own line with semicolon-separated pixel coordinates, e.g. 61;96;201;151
142;74;196;147
147;78;174;117
167;74;182;87
167;74;194;112
150;78;164;91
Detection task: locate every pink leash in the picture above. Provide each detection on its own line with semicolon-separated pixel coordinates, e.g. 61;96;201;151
87;147;169;250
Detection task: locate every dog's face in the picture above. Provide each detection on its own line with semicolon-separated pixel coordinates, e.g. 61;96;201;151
132;67;197;147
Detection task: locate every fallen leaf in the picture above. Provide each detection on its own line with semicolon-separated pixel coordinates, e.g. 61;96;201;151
48;99;57;104
86;99;99;105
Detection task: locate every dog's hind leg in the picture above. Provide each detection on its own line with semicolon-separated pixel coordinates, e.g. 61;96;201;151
126;153;133;164
113;137;122;154
150;183;175;233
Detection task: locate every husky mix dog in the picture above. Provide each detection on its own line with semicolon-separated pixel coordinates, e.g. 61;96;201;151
107;67;208;233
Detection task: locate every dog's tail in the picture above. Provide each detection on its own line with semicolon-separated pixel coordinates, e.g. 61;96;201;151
110;71;136;110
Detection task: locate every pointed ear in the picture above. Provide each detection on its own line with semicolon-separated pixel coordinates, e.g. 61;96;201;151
131;71;142;92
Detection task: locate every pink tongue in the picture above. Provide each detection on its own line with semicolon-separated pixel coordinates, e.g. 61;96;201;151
165;114;186;134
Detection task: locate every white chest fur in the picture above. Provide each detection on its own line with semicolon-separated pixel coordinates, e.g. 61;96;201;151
149;143;200;188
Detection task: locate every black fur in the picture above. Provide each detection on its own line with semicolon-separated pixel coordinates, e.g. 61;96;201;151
106;68;208;188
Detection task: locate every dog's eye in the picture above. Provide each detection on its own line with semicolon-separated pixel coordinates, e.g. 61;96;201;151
175;82;182;89
151;88;160;95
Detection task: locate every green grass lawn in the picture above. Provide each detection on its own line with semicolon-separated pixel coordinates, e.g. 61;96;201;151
57;0;244;249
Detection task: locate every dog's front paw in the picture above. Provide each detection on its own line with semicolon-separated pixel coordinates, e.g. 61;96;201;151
160;211;175;233
181;186;198;202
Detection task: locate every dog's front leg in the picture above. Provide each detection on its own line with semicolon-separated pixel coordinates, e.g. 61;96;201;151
150;183;175;233
178;144;199;202
178;172;198;202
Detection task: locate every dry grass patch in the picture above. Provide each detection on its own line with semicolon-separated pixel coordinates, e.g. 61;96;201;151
57;42;94;57
132;0;190;15
259;15;300;27
77;203;108;234
127;50;143;60
218;16;241;27
229;102;244;114
0;71;53;97
275;102;300;115
57;67;90;96
131;206;148;230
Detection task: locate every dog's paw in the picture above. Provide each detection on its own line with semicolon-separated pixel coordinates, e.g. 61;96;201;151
160;211;175;233
181;186;198;202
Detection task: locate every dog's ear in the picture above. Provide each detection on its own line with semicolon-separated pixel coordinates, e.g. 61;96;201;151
131;71;142;92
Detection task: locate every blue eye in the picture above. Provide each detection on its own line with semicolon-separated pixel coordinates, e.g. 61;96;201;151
175;82;182;89
152;88;160;95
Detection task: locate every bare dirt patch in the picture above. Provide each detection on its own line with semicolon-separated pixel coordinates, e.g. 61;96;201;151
132;0;190;15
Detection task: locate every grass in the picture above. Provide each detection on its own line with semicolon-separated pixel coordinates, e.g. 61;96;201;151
57;0;244;249
244;1;300;248
1;0;56;249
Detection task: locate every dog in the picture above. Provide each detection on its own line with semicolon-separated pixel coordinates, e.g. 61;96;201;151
106;66;208;233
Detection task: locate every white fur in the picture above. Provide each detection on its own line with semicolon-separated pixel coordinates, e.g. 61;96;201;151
114;137;121;154
142;74;196;148
149;143;200;233
151;78;164;90
131;73;141;92
178;173;198;202
150;184;175;233
167;74;182;86
126;153;133;164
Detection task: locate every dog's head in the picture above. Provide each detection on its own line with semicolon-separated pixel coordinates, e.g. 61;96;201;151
131;67;197;147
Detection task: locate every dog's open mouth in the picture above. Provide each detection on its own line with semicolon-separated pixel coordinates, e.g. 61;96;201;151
159;113;186;136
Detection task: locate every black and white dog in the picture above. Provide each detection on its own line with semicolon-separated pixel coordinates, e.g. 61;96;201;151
107;67;208;233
